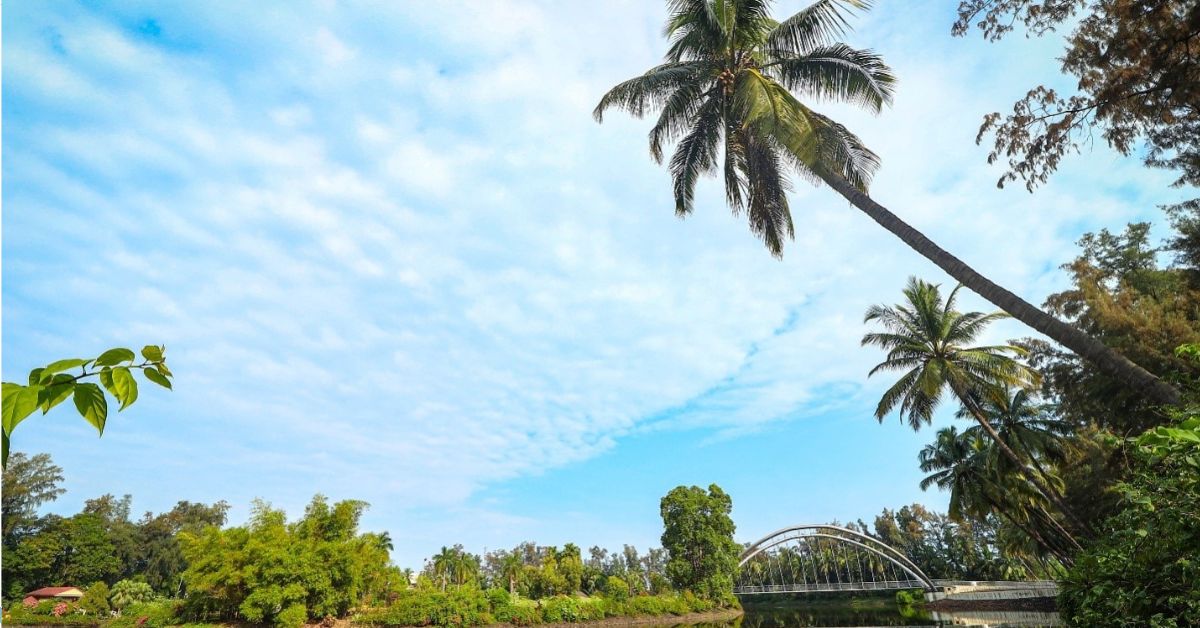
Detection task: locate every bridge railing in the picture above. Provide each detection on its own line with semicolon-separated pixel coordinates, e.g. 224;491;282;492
735;580;927;594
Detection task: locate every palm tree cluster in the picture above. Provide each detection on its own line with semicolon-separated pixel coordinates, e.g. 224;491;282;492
430;545;482;591
863;277;1085;564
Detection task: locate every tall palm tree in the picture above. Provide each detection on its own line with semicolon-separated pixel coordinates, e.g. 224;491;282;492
432;546;456;591
500;553;523;597
593;0;1179;405
862;277;1089;537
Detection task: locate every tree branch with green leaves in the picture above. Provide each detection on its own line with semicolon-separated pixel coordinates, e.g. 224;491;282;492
2;345;173;467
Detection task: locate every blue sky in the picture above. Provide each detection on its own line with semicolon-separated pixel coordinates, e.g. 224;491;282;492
2;1;1188;568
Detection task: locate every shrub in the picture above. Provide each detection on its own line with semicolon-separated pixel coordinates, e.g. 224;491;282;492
492;602;541;626
602;576;628;602
895;589;925;606
79;582;113;616
106;601;182;628
540;596;581;623
1059;414;1200;626
110;580;156;611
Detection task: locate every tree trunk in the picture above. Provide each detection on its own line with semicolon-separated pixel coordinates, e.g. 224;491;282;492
989;497;1072;566
954;388;1091;544
818;172;1181;406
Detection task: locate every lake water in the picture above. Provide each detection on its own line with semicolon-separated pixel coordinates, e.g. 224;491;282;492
694;603;1062;627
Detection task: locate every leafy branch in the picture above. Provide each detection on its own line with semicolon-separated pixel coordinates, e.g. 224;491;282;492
2;345;173;467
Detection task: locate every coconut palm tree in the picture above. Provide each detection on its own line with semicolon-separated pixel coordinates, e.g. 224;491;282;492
957;387;1068;486
918;426;1077;560
593;0;1178;405
863;277;1090;537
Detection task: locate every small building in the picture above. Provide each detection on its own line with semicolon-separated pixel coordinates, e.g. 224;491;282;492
23;587;84;605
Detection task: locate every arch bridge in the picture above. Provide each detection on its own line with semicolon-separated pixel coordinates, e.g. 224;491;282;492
736;524;936;595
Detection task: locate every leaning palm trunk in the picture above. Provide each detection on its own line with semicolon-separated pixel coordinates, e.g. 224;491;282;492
950;384;1090;543
819;172;1180;406
981;492;1073;565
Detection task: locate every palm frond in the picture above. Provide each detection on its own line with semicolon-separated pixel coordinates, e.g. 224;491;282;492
766;0;871;55
594;62;714;122
650;84;720;163
769;43;894;112
742;133;794;256
669;93;725;216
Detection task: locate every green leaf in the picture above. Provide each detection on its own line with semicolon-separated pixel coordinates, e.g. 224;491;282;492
43;358;90;374
94;348;135;367
73;383;108;435
142;367;173;390
99;368;118;397
39;376;76;414
28;368;45;386
156;362;173;378
3;383;42;436
111;367;139;411
141;345;164;363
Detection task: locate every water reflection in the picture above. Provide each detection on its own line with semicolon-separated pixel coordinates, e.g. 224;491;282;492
663;604;1060;628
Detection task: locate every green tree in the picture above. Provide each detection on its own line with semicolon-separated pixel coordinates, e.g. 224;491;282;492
1030;218;1200;436
2;452;65;543
136;500;230;596
2;346;173;467
862;277;1086;541
659;484;739;599
557;544;584;594
178;496;390;627
594;0;1179;406
59;513;122;585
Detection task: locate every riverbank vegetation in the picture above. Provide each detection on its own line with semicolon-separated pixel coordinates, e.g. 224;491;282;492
1;475;740;628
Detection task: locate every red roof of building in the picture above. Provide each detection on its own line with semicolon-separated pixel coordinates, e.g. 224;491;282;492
26;587;83;598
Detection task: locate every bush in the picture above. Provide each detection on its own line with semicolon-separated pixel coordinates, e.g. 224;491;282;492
1059;415;1200;626
359;589;492;627
103;600;182;628
3;601;96;626
492;602;541;626
540;596;581;623
79;583;112;616
895;589;925;606
601;576;628;602
109;580;156;611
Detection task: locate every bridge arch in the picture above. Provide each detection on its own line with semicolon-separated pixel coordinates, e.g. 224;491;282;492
737;524;936;594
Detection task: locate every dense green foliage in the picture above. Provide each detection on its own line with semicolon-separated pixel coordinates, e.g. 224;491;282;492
354;588;729;627
1;456;229;601
178;496;395;627
660;484;740;602
1058;412;1200;626
2;346;173;466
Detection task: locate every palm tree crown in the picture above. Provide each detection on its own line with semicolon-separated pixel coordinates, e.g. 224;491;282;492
594;0;894;256
862;277;1039;430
